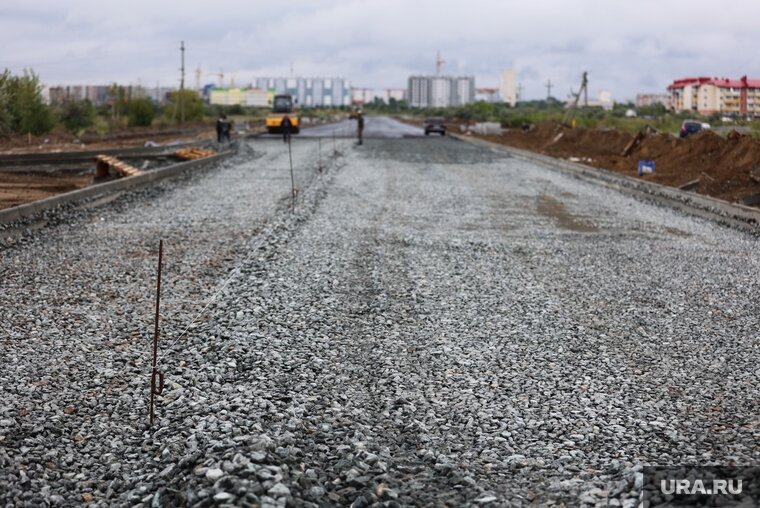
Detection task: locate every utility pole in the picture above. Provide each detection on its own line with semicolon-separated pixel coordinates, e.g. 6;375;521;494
195;65;201;91
517;82;524;102
582;71;588;107
546;79;553;100
179;41;186;123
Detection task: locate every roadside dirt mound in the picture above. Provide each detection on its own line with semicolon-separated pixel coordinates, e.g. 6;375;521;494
547;127;634;158
483;123;760;205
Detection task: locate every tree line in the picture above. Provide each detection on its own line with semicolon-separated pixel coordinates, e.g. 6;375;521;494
0;69;205;136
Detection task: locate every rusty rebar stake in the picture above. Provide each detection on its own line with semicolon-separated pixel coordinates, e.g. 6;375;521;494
288;136;295;211
149;239;165;427
318;137;322;173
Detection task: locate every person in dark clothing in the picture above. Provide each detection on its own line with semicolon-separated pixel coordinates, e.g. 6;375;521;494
222;119;232;142
282;116;292;143
356;110;364;145
216;113;227;143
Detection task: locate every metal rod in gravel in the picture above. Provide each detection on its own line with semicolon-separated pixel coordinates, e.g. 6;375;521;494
333;130;337;157
149;239;165;428
318;137;322;173
288;136;295;211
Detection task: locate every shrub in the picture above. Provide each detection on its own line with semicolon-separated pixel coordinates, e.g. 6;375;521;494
2;69;54;135
58;99;95;131
164;89;204;122
227;104;244;116
127;98;155;127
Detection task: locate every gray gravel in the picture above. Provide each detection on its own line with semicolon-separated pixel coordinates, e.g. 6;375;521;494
1;123;759;507
299;116;424;139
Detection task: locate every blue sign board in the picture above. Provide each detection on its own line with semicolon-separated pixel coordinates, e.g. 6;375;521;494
638;160;656;175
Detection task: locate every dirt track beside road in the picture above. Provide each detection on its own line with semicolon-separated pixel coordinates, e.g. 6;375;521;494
0;128;221;210
0;172;93;209
478;123;760;205
0;124;215;154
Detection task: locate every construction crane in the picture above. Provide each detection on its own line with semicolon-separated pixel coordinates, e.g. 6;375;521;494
562;71;588;127
436;51;445;76
195;65;202;91
207;69;225;88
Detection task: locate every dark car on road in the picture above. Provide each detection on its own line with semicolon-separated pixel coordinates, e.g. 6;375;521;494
679;120;704;138
424;117;446;136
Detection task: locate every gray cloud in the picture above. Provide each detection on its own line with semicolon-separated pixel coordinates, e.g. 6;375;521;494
2;0;759;101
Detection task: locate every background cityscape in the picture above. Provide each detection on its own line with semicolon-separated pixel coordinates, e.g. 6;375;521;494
42;59;759;117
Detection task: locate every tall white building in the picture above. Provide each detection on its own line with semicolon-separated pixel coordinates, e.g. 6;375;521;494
407;76;475;108
499;70;517;106
252;77;352;107
430;77;452;107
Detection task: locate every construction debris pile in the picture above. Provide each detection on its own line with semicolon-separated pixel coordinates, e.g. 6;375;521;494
482;123;760;205
95;155;142;178
173;147;217;161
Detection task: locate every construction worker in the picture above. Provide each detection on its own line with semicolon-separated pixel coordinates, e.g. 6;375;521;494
216;113;228;143
356;109;364;145
282;116;292;143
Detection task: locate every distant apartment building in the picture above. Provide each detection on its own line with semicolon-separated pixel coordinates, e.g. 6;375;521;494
45;84;155;106
668;76;760;116
352;88;374;105
252;77;351;107
209;88;245;106
564;90;614;111
635;93;670;108
407;76;475;108
352;88;406;105
377;88;405;104
499;70;517;106
475;87;500;103
151;86;178;105
597;90;614;111
208;88;269;107
246;88;268;107
389;89;406;102
47;85;111;105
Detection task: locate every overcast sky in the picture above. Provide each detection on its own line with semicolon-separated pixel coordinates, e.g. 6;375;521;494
2;0;759;101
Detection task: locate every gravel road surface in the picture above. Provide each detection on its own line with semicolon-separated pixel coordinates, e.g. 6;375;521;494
300;116;424;139
1;118;758;507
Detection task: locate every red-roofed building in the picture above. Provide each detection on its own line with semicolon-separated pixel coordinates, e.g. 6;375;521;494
667;76;760;116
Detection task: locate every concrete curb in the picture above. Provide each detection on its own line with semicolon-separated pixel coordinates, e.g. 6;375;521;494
451;133;760;234
0;148;236;225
